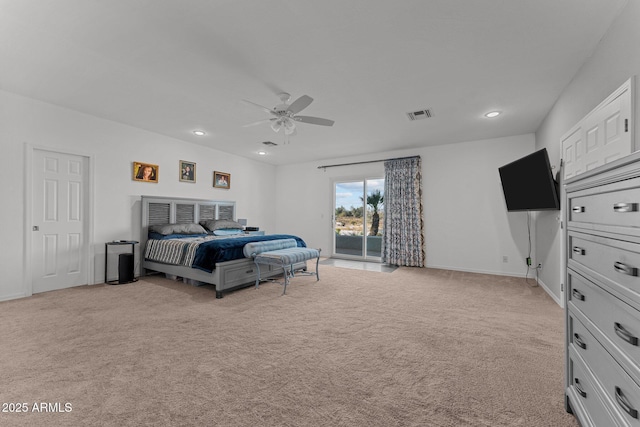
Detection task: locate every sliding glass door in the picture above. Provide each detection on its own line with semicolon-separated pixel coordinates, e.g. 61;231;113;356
333;178;384;261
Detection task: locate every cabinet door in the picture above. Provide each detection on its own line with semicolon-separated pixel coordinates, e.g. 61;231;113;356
582;90;631;172
563;125;584;180
562;79;633;180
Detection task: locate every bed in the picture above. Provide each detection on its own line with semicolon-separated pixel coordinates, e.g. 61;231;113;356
141;196;308;298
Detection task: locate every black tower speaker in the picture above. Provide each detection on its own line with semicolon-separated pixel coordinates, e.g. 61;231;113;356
118;253;135;284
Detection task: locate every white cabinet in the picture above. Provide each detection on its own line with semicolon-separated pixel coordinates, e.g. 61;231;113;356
565;151;640;426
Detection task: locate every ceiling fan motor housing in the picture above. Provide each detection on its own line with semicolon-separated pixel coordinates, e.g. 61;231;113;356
274;106;291;115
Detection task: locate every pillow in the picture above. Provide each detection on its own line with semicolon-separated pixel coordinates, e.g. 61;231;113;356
243;239;297;257
201;219;244;231
149;223;207;235
148;231;207;240
212;228;244;236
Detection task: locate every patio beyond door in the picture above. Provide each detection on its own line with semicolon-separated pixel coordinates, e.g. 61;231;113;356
333;178;384;261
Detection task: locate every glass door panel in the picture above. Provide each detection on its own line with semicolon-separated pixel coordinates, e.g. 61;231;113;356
334;178;384;261
365;179;384;258
334;181;364;257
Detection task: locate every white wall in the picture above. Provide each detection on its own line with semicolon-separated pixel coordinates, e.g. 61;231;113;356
275;134;536;277
0;90;278;301
423;135;536;275
535;0;640;303
0;89;538;302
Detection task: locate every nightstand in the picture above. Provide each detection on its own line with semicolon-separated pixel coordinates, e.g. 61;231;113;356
105;240;138;284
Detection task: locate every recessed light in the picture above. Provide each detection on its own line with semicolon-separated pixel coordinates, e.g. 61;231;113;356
485;111;501;118
193;130;206;136
257;151;267;156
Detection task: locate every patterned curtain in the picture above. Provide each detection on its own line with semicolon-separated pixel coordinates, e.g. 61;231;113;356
383;157;425;267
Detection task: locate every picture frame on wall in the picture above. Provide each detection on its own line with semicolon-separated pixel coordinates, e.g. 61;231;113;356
213;171;230;189
133;162;159;183
179;160;196;183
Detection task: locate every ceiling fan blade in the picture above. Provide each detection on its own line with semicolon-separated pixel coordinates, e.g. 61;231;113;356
294;115;335;126
287;95;313;114
242;99;276;115
242;118;276;127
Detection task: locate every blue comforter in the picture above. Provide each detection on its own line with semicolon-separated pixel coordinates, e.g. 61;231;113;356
192;234;306;272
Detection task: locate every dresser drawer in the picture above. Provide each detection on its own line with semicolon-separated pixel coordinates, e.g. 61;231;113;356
569;271;640;382
570;314;640;425
568;348;622;427
569;313;608;370
569;232;640;304
569;178;640;229
220;261;260;287
220;259;306;287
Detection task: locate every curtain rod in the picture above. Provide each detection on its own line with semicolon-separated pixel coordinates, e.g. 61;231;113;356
317;155;420;170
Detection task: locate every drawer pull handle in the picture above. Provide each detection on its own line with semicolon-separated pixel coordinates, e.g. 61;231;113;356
615;386;639;419
572;289;585;301
572;247;585;255
614;262;638;277
574;378;587;398
614;203;639;213
572;206;585;213
573;333;587;350
246;269;254;274
614;322;639;346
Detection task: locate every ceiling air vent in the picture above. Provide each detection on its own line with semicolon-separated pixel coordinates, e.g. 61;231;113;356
407;109;433;121
262;141;278;146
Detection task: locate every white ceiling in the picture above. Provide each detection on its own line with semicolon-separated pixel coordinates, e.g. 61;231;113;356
0;0;627;165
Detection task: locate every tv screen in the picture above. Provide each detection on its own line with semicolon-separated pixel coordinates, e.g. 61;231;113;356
498;148;560;211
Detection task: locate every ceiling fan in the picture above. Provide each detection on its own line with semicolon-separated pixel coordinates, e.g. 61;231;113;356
242;92;334;135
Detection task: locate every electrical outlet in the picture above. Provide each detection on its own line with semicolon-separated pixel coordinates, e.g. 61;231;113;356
503;256;508;263
537;263;542;269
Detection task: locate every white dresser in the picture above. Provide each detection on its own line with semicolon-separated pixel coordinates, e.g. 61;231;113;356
565;151;640;426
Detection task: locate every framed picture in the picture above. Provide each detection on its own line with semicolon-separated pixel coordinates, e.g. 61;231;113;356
179;160;196;183
213;171;230;189
133;162;159;183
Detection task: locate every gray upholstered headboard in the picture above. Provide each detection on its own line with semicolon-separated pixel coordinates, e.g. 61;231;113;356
140;196;236;253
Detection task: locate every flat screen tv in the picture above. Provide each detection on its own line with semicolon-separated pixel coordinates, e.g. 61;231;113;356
498;148;560;211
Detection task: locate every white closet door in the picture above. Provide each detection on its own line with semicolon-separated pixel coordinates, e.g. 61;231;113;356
32;149;89;293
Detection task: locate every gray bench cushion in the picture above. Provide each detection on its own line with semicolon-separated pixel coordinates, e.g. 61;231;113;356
254;247;320;266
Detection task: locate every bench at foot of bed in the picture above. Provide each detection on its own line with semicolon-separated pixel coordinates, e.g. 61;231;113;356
244;239;320;295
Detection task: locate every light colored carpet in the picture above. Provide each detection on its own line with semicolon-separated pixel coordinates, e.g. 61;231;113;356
0;266;578;427
320;258;399;273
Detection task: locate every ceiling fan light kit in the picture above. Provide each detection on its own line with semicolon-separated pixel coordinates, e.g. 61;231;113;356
243;92;334;137
270;117;296;135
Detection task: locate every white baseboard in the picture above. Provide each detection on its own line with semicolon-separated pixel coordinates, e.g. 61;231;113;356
0;292;27;302
425;263;528;278
426;263;563;307
536;277;563;308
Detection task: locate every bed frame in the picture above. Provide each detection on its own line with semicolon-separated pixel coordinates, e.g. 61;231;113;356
141;196;303;298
